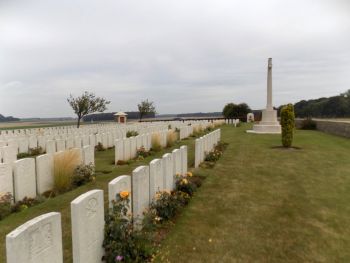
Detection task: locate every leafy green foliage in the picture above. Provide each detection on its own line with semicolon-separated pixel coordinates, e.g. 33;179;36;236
95;142;106;151
282;90;350;118
281;104;295;147
0;193;12;220
300;118;317;130
137;99;156;121
67;91;110;128
17;146;45;159
126;130;139;137
103;195;154;263
72;164;95;187
222;103;251;119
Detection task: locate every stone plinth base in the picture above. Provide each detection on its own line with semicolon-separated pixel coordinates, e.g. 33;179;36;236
247;124;281;134
247;108;281;134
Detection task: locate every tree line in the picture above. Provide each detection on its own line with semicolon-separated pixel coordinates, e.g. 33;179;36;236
278;90;350;118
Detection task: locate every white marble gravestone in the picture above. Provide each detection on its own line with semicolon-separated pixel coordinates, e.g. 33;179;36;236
180;145;188;175
172;149;182;176
132;166;150;224
108;175;131;208
2;146;17;164
162;153;174;191
130;136;137;159
0;163;13;196
13;158;36;201
46;140;56;154
82;145;94;165
74;137;82;148
114;139;124;165
71;189;104;263
123;139;131;161
6;212;63;263
149;159;163;202
56;139;66;152
36;154;54;194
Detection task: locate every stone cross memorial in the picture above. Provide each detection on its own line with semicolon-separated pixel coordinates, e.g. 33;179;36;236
248;58;281;134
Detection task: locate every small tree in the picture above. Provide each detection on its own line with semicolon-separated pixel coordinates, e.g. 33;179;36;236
222;103;251;119
280;104;295;147
67;91;110;128
138;99;156;121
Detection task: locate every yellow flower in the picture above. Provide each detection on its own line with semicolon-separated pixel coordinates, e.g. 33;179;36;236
176;173;181;177
119;191;129;199
186;172;193;177
182;179;188;185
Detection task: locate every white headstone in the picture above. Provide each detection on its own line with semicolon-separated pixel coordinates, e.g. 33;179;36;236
149;159;163;202
180;145;188;175
82;145;94;165
0;163;13;197
6;212;63;263
130;136;137;159
46;140;56;154
2;146;17;164
13;158;36;201
162;153;174;191
172;149;182;176
36;154;54;194
132;166;150;224
56;139;66;152
71;190;104;263
114;139;124;165
108;175;131;208
123;139;131;161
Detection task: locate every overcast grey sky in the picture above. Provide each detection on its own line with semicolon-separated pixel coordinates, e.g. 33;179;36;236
0;0;349;118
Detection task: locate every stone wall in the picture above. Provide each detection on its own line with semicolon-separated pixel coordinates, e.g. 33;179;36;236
296;119;350;138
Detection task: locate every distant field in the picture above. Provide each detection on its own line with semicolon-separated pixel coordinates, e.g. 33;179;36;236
0;121;78;130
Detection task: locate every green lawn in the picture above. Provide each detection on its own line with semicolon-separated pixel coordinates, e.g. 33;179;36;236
155;125;350;262
2;125;350;262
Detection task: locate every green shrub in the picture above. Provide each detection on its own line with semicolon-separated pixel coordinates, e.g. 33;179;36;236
95;142;105;151
11;196;45;213
300;117;317;130
0;193;12;220
72;164;95;187
126;130;139;138
280;104;295;147
150;191;180;223
29;146;44;156
175;174;197;197
17;146;45;159
136;146;150;159
103;193;153;263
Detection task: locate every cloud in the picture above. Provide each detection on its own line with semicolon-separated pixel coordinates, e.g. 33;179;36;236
0;0;349;117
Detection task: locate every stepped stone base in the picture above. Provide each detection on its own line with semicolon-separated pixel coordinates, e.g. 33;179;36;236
247;109;281;134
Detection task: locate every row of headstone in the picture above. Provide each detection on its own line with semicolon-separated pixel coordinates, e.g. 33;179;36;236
0;146;94;202
0;122;174;157
179;126;194;140
114;130;168;164
194;129;221;168
225;119;240;127
5;146;188;263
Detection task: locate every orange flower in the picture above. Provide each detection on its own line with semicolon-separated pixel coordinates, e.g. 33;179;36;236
119;191;129;199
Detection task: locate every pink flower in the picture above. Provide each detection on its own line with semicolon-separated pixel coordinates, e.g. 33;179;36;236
115;255;123;261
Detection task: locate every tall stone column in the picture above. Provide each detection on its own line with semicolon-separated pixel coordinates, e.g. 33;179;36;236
247;57;281;134
267;58;273;110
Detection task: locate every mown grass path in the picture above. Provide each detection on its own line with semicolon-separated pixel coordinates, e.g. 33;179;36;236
155;125;350;262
